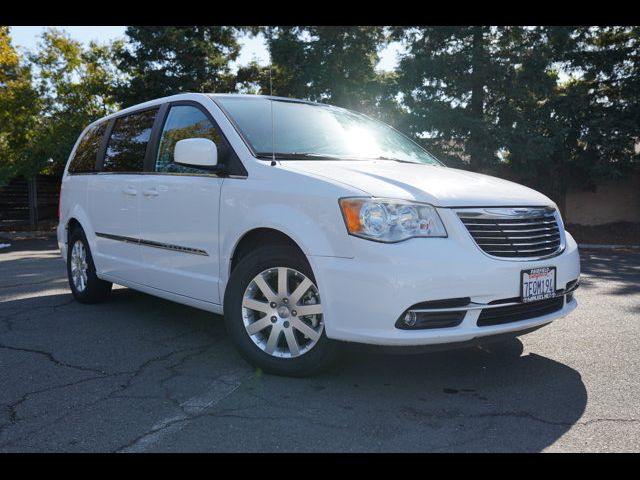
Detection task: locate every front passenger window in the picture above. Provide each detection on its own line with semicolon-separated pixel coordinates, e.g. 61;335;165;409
156;105;223;174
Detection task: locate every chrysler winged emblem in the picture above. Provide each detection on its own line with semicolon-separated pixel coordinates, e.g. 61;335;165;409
482;207;554;217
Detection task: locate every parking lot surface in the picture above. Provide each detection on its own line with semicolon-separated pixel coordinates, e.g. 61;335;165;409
0;236;639;452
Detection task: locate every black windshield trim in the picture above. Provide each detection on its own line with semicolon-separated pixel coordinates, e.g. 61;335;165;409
255;152;427;164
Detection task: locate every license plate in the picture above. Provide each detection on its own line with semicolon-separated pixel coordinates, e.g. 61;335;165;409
521;267;556;303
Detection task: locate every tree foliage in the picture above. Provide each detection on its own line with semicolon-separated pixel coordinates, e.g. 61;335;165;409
26;28;121;176
0;25;637;210
393;27;552;171
0;26;39;185
392;26;639;208
557;27;640;187
115;26;242;107
258;26;389;114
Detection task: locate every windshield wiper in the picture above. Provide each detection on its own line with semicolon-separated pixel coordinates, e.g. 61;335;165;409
255;152;349;161
371;156;420;164
256;152;421;164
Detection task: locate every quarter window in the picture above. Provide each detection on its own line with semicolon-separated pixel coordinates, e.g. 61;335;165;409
103;109;157;173
68;122;107;174
156;105;223;174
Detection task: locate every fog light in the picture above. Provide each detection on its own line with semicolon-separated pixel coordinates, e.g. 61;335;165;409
403;311;417;327
395;309;466;330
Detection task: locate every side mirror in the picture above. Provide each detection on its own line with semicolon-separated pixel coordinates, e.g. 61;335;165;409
174;138;218;168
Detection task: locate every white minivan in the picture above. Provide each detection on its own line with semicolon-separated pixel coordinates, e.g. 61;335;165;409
58;93;580;376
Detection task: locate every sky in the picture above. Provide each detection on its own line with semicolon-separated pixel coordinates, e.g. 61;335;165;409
9;26;401;72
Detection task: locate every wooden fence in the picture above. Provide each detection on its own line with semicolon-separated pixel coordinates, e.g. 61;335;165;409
0;175;61;230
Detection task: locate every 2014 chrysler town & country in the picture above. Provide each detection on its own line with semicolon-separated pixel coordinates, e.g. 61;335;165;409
57;93;580;376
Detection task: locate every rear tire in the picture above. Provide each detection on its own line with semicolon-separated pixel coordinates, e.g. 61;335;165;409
67;227;112;304
224;245;337;377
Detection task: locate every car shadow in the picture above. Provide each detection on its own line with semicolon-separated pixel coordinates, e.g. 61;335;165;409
114;292;588;453
1;286;587;452
10;238;640;451
304;340;588;451
1;263;589;452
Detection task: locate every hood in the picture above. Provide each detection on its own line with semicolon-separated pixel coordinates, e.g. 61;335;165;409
283;160;554;208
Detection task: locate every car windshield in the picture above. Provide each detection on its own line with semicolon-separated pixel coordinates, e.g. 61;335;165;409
214;96;442;166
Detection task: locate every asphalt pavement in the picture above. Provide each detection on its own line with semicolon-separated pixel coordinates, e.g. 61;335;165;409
0;235;638;452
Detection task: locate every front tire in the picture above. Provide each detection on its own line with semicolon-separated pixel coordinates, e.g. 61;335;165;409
224;245;337;377
67;227;112;303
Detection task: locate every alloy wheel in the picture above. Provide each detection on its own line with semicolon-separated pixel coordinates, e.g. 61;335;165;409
70;240;88;292
242;267;323;358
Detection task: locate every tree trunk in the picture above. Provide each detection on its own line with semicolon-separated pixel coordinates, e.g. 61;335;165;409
468;26;486;172
555;126;578;220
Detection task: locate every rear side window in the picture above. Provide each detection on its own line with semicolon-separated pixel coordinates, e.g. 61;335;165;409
68;122;107;174
155;105;223;174
103;109;157;172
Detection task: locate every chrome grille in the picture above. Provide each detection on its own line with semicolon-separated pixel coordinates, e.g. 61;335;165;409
457;207;565;259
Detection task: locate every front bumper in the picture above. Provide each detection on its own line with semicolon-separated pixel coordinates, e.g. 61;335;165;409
308;208;581;346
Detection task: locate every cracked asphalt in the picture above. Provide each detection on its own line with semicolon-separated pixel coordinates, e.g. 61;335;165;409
0;235;639;452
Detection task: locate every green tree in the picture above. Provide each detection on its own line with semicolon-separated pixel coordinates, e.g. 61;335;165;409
26;28;121;176
496;26;640;211
259;26;389;114
489;27;574;202
0;26;39;185
393;26;519;171
393;26;640;212
557;26;640;189
115;26;242;107
235;60;272;95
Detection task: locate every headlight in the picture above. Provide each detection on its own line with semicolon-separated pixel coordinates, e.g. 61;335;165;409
339;197;447;242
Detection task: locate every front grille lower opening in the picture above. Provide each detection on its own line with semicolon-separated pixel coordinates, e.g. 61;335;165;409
477;297;564;327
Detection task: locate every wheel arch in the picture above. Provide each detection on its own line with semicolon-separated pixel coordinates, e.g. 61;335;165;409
66;217;83;240
61;204;101;272
229;228;306;275
222;227;310;302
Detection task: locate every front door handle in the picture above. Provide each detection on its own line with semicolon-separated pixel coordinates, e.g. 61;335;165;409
143;187;159;197
122;186;137;196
